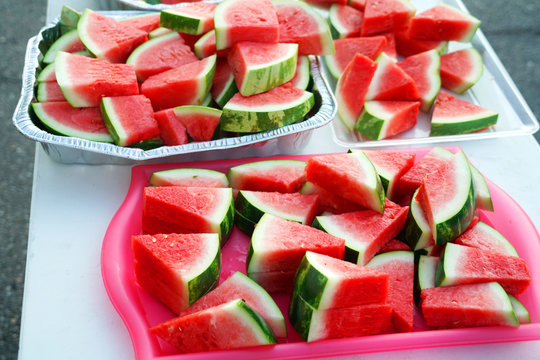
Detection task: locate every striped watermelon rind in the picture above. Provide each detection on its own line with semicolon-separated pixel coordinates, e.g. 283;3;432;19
398;188;434;251
290;56;312;91
430;103;498;136
160;7;213;35
470;165;493;211
186;235;222;305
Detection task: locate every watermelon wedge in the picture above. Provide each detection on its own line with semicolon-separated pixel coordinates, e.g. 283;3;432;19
440;47;483;94
324;36;386;79
151;299;277;353
398;49;441;112
360;0;416;36
171;105;222;142
55;52;139;108
178;271;286;338
300;181;365;214
159;3;217;35
214;0;279;50
227;159;306;193
220;83;314;133
355;100;420;140
228;41;298;96
210;58;238;108
36;81;65;102
454;221;518;257
153;109;188;146
313;200;409;265
36;62;56;83
118;12;161;33
334;53;378;130
31;102;112;143
42;29;86;64
398;188;434;251
328;4;364;39
132;233;221;314
408;4;481;42
289;56;311;90
149;168;229;188
470;164;493;211
421;282;519;329
275;0;334;55
193;30;229;59
141;55;216;111
305;151;385;213
430;90;498;136
148;27;173;39
77;9;148;63
126;32;198;81
394;28;448;57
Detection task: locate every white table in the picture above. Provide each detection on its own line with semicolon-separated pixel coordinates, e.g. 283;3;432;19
18;0;540;359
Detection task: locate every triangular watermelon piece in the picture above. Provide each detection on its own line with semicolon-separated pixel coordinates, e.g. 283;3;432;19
210;58;238;108
365;52;420;101
360;0;416;36
160;3;217;35
227;159;306;193
328;4;364;39
440;47;483;94
154;109;188;146
355;100;420;140
172;105;222;142
77;9;148;63
325;36;386;79
398;49;441;112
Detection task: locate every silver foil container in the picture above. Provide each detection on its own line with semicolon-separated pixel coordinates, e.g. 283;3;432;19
12;11;336;165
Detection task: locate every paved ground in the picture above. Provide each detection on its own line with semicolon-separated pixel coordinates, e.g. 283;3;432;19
0;1;538;359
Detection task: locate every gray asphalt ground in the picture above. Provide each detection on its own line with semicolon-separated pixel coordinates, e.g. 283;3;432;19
0;1;539;359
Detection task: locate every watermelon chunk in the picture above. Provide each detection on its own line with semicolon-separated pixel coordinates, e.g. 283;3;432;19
42;29;86;64
328;4;364;39
151;299;277;353
288;55;312;90
421;282;519;329
159;3;217;35
36;62;56;83
77;9;148;63
214;0;279;50
408;4;481;42
394;28;448;57
194;30;230;59
149;168;229;188
171;105;222;142
153;109;188;146
366;251;415;332
355;100;420;140
227;159;306;193
414;254;438;303
325;36;386;79
454;221;518;257
275;0;334;55
440;47;483;94
360;0;416;36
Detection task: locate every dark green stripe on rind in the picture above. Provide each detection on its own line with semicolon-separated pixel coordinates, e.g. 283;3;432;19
220;194;236;246
430;113;498;136
160;10;203;35
187;245;221;305
292;254;327;309
235;191;266;224
236;300;278;344
100;98;123;146
397;189;431;251
355;108;385;140
288;293;315;341
214;76;238;108
234;211;257;236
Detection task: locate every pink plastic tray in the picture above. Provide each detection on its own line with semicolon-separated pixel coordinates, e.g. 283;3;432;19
101;147;540;360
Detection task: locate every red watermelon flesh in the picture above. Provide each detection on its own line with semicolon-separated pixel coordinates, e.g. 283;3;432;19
301;182;365;214
377;239;411;254
275;0;334;55
330;5;364;39
326;36;386;78
363;150;416;200
78;9;148;63
394;28;447;57
365;52;420;101
367;251;415;332
128;32;198;81
378;32;397;60
178;32;203;48
119;13;161;33
408;4;481;42
302;0;347;9
248;213;345;273
362;100;420;140
195;30;230;59
360;0;416;36
37;81;65;102
454;221;518;257
228;160;306;193
210;58;236;104
141;214;192;235
172;107;221;142
320;304;393;339
247;269;297;293
440;48;483;94
55;52;139;108
421;282;519;329
154;109;188;146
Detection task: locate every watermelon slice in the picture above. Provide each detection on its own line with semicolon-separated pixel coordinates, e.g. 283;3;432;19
178;271;286;338
275;0;334;55
334;53;378;130
289;55;311;90
227;159;306;193
126;32;198;81
153;109;188;146
149;168;229;188
141;55;216;111
170;105;221;142
366;251;415;332
436;242;530;295
416;150;475;245
160;3;217;35
132;233;221;314
193;30;230;59
398;188;434;251
324;36;386;79
305;151;385;213
210;58;238;108
328;4;364;39
300;181;365;215
293;251;389;309
398;49;441;112
454;221;518;257
55;52;139;108
36;81;65;102
100;95;160;147
430;91;498;136
214;0;279;50
118;13;161;33
246;213;345;274
421;282;519;329
220;83;314;133
360;0;416;36
31;102;112;143
228;41;298;96
470;164;493;211
42;29;86;64
365;52;420;101
77;9;148;63
288;293;393;342
414;254;438;303
394;28;448;57
408;4;481;42
313;200;409;265
143;186;234;243
59;5;81;32
151;299;277;353
509;295;531;324
36;62;56;83
235;190;319;225
355;100;420;140
440;47;483;94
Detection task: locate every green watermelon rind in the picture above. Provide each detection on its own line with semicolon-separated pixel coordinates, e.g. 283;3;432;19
100;97;132;146
234;211;257;236
35;82;60;103
414;254;438;304
42;29;82;64
398;188;433;251
328;4;355;40
60;5;81;30
246;213;275;273
30;102;113;143
186;235;222;305
213;68;238;108
414;49;441;113
213;0;241;50
430;106;498;136
288;292;317;341
76;9;103;59
217;189;236;244
148;27;173;39
149;168;229;188
160;8;208;35
231;299;278;344
508;294;531;324
54;51;91;107
221;90;314;133
355;100;418;140
291;252;328;310
290;56;312;91
236;44;298;97
434;242;467;287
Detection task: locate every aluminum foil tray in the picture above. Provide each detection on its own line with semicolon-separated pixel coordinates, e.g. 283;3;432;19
12;11;336;165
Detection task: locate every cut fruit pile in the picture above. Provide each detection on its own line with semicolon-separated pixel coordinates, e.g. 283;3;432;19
31;1;336;148
133;148;531;354
322;0;497;139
